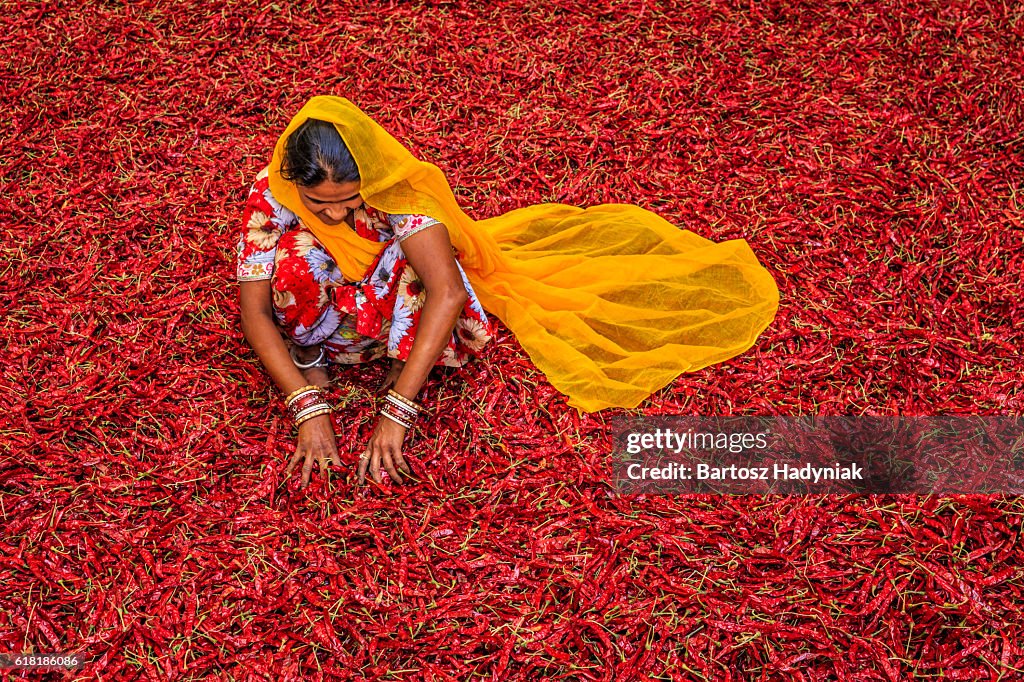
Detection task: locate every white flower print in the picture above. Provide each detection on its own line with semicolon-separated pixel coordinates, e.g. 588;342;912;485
456;317;491;351
289;230;318;258
263;186;297;229
438;344;458;366
273;288;295;311
457;263;487;318
363;207;392;242
388;296;414;352
305;248;341;284
247;209;269;231
300;305;341;346
247;225;282;250
373;245;400;299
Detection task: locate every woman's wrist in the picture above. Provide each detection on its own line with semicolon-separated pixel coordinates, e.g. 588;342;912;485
286;385;333;428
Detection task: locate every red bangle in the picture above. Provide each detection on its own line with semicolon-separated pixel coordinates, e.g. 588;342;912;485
380;407;414;429
289;392;327;416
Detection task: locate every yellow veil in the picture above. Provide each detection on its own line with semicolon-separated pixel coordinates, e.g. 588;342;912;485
268;96;780;412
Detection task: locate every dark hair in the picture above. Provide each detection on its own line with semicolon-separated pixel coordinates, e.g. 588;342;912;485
280;118;360;186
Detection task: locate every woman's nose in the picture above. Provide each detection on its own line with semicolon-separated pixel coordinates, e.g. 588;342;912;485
322;207;347;222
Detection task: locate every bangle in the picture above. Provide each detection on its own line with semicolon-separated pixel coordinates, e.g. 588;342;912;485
387;389;423;413
290;348;325;368
291;404;330;423
295;405;332;426
296;412;331;428
296;404;332;421
285;384;321;406
379;409;413;430
384;394;419;418
380;400;416;426
381;399;416;422
289;392;328;416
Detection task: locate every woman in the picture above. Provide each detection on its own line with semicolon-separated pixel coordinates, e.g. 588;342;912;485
238;97;780;489
238;119;493;488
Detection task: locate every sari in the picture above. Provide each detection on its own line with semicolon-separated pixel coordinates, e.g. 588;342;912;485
268;96;780;412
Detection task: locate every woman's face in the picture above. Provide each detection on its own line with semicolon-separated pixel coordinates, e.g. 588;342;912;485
297;178;363;225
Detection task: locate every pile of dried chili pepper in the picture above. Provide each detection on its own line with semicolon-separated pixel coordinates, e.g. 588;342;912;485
1;0;1021;678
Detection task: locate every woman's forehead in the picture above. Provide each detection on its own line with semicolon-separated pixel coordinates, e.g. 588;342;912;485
301;179;361;202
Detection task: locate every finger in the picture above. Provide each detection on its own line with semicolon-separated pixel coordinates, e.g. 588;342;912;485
369;451;383;485
316;449;332;475
320;456;334;481
382;450;403;486
329;444;342;468
357;451;369;485
284;447;305;478
392;449;413;477
301;449;315;488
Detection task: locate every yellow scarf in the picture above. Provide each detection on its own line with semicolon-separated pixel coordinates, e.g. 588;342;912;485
268;96;780;412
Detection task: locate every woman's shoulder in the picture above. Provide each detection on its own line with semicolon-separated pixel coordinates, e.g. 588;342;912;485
246;166;298;227
383;212;442;242
357;207;442;243
248;165;271;197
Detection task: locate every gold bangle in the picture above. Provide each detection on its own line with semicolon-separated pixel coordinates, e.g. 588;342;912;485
384;394;419;417
386;389;423;412
285;384;321;406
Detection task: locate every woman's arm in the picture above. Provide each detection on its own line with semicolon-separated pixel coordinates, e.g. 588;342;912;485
357;223;468;485
392;225;469;403
239;280;340;485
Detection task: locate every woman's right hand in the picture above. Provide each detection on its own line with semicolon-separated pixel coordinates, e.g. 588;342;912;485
284;414;340;488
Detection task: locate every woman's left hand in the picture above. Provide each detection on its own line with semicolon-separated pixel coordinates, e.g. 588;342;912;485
357;416;413;485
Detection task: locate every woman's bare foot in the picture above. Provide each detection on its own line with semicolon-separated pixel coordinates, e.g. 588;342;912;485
378;359;406;394
293;344;331;389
